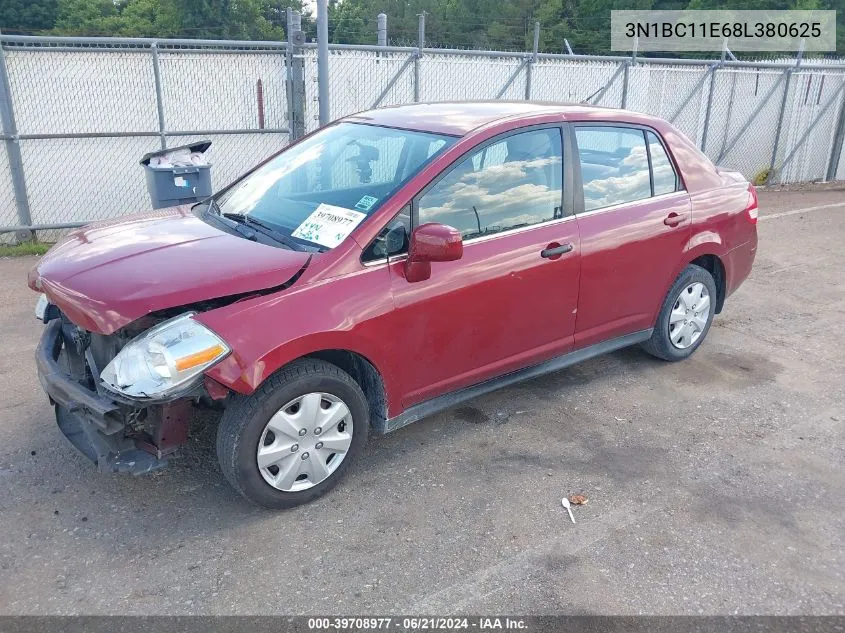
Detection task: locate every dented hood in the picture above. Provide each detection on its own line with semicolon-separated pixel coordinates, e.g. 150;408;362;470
28;206;310;334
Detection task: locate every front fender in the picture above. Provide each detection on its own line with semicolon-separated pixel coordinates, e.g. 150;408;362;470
196;266;400;407
207;329;394;397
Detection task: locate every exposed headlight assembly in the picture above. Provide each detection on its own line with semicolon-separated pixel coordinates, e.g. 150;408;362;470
34;293;50;321
35;293;60;323
100;313;230;399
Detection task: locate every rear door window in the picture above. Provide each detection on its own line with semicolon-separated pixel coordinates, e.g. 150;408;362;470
646;131;679;195
575;126;651;212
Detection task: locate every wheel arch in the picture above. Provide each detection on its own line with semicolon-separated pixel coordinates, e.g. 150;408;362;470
687;253;727;314
300;349;389;434
671;234;728;316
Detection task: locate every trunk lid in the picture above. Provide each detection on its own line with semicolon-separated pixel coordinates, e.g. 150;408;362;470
715;166;748;186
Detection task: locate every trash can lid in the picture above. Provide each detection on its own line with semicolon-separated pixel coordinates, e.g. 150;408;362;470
140;140;212;166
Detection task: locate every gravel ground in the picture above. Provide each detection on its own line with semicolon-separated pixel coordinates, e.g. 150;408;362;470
0;186;843;615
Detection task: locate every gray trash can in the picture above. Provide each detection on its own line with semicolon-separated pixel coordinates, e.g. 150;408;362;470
140;140;212;209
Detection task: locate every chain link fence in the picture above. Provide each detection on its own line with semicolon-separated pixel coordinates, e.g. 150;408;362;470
839;135;845;181
1;27;844;242
534;58;625;106
0;142;16;233
0;36;291;242
316;43;845;187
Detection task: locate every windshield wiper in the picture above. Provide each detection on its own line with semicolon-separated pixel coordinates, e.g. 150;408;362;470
198;199;259;242
221;212;306;252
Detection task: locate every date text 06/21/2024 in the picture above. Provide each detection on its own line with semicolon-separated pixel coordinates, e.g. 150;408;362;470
306;617;529;631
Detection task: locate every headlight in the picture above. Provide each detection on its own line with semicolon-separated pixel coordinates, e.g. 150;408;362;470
100;313;230;399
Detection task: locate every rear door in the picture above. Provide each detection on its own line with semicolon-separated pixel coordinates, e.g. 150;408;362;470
572;124;691;348
373;126;582;408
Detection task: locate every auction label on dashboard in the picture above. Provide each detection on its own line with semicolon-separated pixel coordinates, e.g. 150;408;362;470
292;204;367;248
611;10;836;52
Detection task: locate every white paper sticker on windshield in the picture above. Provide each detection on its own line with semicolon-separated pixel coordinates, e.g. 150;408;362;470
291;204;367;248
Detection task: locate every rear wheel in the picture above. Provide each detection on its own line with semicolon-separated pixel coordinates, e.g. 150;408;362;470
641;264;717;361
216;358;368;509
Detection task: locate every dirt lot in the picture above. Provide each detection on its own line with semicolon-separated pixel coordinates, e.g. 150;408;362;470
0;187;843;615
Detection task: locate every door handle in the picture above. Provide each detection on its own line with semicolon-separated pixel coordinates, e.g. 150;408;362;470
540;243;574;259
664;212;687;227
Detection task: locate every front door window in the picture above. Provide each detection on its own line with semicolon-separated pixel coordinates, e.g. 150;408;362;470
417;128;565;239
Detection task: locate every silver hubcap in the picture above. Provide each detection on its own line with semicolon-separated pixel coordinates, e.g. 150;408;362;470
256;392;353;492
669;282;710;350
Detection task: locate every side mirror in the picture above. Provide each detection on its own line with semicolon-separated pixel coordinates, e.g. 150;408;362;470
404;223;463;283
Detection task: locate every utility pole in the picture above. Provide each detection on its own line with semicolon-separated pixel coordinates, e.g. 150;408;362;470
317;0;330;126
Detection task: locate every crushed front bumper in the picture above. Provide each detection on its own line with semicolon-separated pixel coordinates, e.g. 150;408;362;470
35;319;178;475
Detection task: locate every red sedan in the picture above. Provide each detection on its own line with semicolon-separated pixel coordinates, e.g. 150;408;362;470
30;102;758;508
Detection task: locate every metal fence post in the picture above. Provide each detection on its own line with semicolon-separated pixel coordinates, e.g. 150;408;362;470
621;63;630;109
377;13;387;48
698;41;729;153
316;0;330;126
718;68;739;159
0;34;33;236
285;9;293;137
825;85;845;181
150;43;167;150
621;36;637;109
699;63;720;153
769;69;794;179
524;21;540;100
286;9;305;140
414;13;425;102
769;41;803;181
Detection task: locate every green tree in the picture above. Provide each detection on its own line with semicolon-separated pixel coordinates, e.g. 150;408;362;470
330;0;368;43
5;0;837;54
49;0;293;39
157;0;285;39
53;0;116;34
0;0;59;32
99;0;172;37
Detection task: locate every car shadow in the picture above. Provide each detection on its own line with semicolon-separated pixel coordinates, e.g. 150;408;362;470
12;345;669;535
175;344;667;503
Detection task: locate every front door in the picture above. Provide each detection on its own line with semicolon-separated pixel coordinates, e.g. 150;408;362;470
385;126;582;408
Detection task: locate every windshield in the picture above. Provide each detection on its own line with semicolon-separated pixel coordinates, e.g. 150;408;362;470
215;122;456;251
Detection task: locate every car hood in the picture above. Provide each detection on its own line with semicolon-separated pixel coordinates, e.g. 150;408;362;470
28;206;311;335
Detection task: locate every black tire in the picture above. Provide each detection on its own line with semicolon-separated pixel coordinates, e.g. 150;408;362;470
641;264;718;362
216;358;368;509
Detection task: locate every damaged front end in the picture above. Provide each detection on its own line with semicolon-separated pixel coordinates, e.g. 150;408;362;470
35;311;229;475
27;205;316;476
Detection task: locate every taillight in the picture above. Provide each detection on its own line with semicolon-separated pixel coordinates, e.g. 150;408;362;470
745;184;759;224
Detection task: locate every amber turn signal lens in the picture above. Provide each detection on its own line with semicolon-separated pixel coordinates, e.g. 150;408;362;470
175;344;226;372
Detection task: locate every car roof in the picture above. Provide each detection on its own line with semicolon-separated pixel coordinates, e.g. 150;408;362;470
342;101;644;136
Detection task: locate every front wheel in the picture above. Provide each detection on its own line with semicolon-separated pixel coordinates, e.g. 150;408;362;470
641;264;717;361
216;359;368;509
